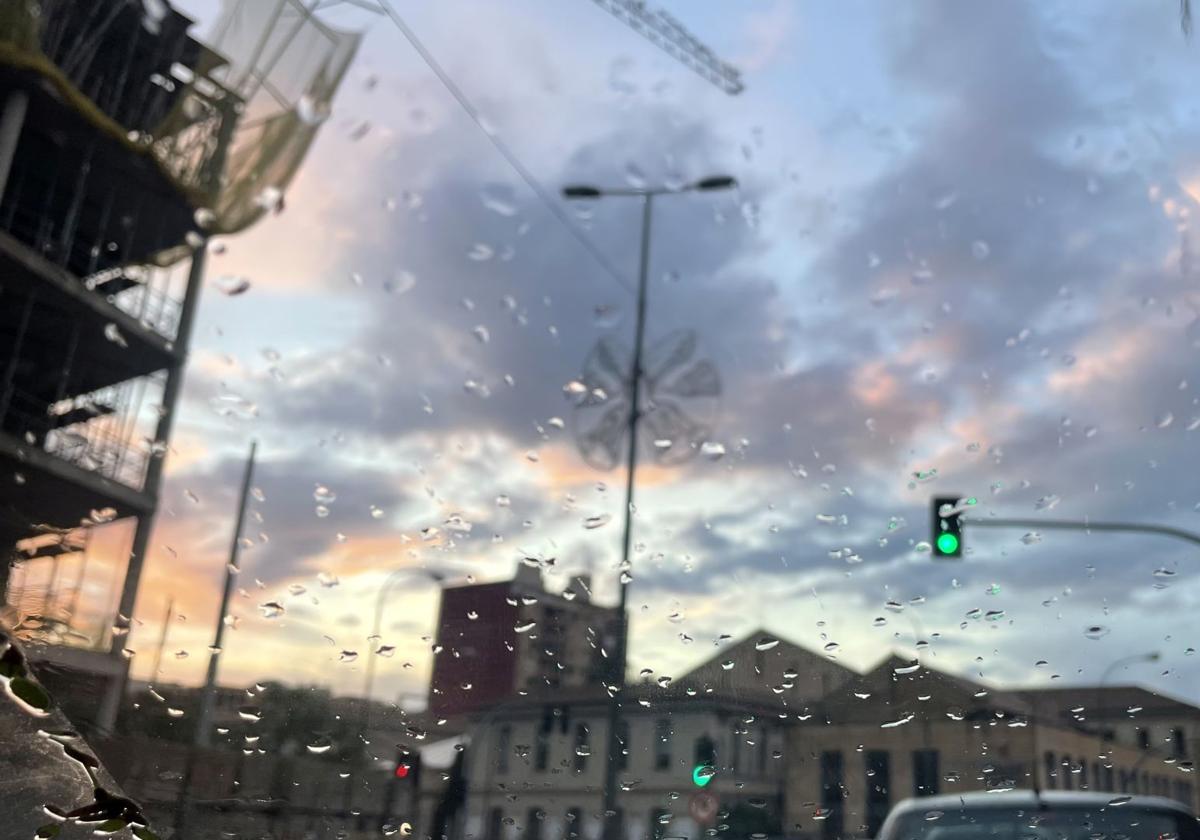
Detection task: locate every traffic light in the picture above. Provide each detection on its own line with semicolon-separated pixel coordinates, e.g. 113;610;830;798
931;496;972;558
692;735;717;787
382;747;422;828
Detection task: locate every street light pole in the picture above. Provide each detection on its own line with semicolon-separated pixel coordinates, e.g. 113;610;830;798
362;567;446;716
563;175;736;840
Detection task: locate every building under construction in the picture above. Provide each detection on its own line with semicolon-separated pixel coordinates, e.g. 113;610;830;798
0;0;359;733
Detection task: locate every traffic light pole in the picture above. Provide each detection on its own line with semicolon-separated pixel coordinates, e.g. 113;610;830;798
964;517;1200;547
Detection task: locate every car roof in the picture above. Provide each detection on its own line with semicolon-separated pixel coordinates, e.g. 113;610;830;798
887;790;1193;816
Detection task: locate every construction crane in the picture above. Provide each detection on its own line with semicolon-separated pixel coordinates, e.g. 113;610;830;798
587;0;744;95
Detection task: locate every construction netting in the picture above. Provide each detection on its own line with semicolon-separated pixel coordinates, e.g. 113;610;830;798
0;0;360;264
201;0;362;236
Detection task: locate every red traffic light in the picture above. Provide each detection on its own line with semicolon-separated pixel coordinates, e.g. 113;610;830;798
395;763;411;779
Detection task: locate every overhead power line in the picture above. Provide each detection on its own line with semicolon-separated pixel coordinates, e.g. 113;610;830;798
374;0;636;295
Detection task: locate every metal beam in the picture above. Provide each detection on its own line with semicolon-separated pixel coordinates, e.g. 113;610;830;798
966;517;1200;548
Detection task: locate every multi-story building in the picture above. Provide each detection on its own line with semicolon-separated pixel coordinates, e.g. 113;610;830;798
450;629;857;840
1022;683;1200;765
430;566;623;717
0;0;240;735
786;655;1199;840
455;687;793;840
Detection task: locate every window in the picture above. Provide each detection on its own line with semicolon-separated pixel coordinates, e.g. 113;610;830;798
912;749;939;796
1062;757;1073;790
1078;758;1088;789
865;750;891;838
486;808;504;840
497;725;512;775
654;718;671;771
564;808;582;840
523;807;542;840
648;808;670;840
1139;729;1151;750
1044;751;1057;790
1173;727;1187;757
535;729;549;773
820;751;844;840
730;723;742;773
756;727;768;776
616;719;630;771
573;723;589;773
695;734;716;768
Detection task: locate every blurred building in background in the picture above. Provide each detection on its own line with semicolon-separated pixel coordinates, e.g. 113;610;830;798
787;655;1199;840
430;565;624;717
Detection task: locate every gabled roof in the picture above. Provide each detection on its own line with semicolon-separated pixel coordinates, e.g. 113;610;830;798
809;653;1031;726
676;628;856;703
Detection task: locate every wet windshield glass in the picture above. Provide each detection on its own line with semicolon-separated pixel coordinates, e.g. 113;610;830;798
1;2;1199;840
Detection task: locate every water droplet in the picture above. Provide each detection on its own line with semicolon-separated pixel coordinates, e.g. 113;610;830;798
1034;494;1061;511
1158;411;1175;428
370;505;385;519
167;707;185;718
755;637;780;651
338;650;359;663
214;275;251;296
593;304;622;328
1084;625;1110;640
385;270;416;295
480;183;518;216
259;602;285;618
1108;795;1132;806
467;243;495;261
1021;532;1042;545
701;441;726;460
624;163;648;189
296;94;330;126
881;713;916;729
307;740;333;754
103;323;128;348
583;514;612;530
971;240;990;261
471;325;490;344
314;485;336;504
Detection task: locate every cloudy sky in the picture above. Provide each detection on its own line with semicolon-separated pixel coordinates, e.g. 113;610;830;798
73;0;1200;708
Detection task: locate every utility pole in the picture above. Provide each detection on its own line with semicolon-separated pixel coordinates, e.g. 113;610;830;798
149;597;175;685
173;440;257;837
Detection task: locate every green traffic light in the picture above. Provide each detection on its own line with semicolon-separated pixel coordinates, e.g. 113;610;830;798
692;764;715;787
936;532;960;555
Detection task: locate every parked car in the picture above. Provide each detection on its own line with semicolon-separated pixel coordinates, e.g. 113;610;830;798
877;791;1200;840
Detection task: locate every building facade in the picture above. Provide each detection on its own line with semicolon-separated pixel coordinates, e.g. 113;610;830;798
456;690;791;840
430;567;622;717
786;656;1199;840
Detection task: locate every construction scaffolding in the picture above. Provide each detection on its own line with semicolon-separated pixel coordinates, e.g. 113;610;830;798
0;0;360;734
